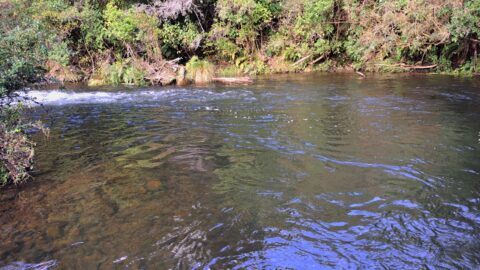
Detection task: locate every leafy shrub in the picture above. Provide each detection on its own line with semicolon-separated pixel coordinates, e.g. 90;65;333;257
265;33;286;57
0;106;49;186
0;23;46;94
209;0;277;59
0;5;49;185
243;59;268;75
101;60;147;86
293;0;335;41
104;2;139;43
343;0;465;71
159;21;201;57
0;123;35;185
104;2;162;61
123;65;147;85
283;46;301;62
449;1;480;43
209;38;242;62
80;2;109;51
47;41;71;66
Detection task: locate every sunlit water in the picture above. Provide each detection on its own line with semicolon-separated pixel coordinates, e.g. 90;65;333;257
1;73;480;269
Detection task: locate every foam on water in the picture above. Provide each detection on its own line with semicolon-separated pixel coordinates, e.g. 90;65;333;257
0;260;57;270
18;89;255;106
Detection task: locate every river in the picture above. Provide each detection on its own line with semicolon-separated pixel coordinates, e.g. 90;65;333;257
1;73;480;269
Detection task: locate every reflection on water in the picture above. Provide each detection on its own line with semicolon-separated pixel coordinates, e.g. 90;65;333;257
1;73;480;269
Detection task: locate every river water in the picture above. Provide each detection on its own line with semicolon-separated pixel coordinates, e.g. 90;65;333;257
1;73;480;269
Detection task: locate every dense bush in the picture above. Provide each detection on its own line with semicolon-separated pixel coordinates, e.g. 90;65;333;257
1;0;479;84
0;1;50;185
7;0;480;78
209;0;277;57
0;122;34;185
159;21;201;58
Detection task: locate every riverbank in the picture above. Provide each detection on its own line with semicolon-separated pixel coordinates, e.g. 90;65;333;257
51;63;480;89
2;0;479;88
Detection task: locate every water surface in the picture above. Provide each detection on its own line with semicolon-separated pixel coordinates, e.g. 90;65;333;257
1;73;480;269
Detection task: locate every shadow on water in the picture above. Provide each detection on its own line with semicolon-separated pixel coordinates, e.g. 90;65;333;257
1;73;480;269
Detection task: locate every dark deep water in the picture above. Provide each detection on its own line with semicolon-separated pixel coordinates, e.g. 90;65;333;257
1;73;480;269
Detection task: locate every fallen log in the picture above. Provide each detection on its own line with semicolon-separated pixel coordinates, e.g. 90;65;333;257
212;77;253;84
292;54;312;66
356;71;366;78
309;55;325;65
401;64;437;70
374;63;438;70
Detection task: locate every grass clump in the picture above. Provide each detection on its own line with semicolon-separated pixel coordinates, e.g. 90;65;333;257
186;56;215;84
216;65;244;77
107;61;147;86
88;60;147;86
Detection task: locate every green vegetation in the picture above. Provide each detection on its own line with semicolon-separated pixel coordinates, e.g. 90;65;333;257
0;2;49;185
186;56;215;84
1;0;478;86
1;120;35;185
0;112;46;186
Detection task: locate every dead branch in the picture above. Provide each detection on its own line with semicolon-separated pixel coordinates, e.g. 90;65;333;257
212;77;253;84
309;55;325;65
374;63;437;70
356;71;366;77
293;54;312;66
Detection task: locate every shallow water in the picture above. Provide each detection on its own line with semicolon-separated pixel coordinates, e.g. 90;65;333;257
1;73;480;269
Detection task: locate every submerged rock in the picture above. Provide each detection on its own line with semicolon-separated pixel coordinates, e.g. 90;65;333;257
146;180;162;190
46;225;61;239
